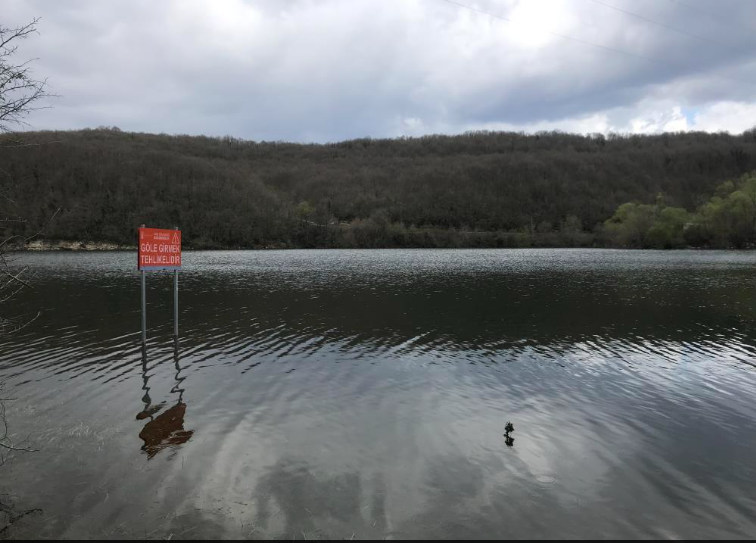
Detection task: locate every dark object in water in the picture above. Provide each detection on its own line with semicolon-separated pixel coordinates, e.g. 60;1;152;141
139;402;194;459
504;421;515;447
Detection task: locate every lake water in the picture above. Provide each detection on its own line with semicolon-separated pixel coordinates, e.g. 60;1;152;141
1;249;756;539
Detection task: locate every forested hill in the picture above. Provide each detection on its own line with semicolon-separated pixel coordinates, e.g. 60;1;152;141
2;128;756;249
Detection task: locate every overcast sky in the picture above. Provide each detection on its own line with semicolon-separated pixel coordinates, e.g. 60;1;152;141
4;0;756;142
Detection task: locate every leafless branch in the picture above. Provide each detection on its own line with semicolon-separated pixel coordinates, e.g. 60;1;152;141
0;506;43;537
0;507;43;536
1;267;31;289
0;18;53;132
0;387;38;468
0;206;61;252
0;19;39;50
0;19;51;481
0;311;41;335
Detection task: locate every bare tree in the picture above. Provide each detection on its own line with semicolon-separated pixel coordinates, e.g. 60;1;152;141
1;13;50;345
0;18;50;535
0;18;50;133
0;385;37;467
0;17;55;329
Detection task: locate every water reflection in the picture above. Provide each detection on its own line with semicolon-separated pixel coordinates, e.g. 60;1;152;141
136;339;193;459
0;250;755;539
253;458;388;539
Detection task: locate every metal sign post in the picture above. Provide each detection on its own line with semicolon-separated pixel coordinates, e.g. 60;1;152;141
140;224;147;345
141;269;147;344
173;227;179;341
138;225;182;347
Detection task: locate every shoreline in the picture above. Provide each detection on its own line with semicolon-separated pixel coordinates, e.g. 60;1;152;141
14;240;286;251
19;240;136;251
10;240;752;252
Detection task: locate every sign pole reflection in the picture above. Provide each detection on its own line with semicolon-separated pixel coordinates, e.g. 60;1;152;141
136;340;193;459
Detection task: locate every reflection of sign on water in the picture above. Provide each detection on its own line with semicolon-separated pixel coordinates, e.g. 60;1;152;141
136;341;193;459
138;403;193;459
138;227;182;270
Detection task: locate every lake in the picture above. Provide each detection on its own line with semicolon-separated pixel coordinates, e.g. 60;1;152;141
1;249;756;539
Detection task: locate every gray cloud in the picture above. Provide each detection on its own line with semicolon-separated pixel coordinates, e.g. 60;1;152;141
4;0;756;141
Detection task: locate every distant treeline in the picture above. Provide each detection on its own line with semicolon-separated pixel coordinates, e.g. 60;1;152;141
1;127;756;249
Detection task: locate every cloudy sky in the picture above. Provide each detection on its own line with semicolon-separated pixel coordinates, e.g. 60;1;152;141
4;0;756;142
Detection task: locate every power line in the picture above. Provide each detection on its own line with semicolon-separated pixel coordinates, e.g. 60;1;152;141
586;0;742;55
435;0;754;86
665;0;756;39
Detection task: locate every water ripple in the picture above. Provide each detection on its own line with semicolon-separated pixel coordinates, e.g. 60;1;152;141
1;249;755;539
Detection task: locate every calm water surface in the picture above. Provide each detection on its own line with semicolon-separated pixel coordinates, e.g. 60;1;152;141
1;249;755;539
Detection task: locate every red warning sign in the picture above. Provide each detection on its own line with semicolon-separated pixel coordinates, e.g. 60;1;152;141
138;227;181;270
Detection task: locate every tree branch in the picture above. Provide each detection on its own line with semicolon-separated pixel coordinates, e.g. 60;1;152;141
0;18;52;132
0;17;48;480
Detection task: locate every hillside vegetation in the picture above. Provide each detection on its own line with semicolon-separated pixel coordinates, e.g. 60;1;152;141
2;128;756;249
